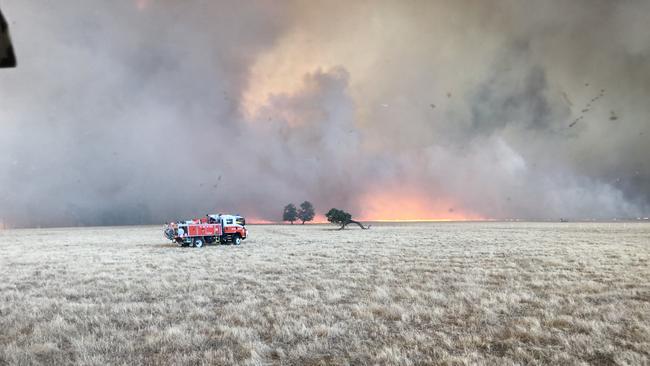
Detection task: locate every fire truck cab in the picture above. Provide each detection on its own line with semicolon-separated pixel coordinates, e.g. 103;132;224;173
164;214;247;248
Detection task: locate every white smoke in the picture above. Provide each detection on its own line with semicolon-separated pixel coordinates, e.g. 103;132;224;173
0;0;648;227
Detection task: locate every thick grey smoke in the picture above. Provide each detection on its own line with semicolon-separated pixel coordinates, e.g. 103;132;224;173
0;0;648;227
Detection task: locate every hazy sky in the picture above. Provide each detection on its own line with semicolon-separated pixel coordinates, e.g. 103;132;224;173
0;0;649;227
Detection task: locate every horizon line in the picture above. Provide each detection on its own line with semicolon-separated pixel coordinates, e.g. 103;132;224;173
2;217;649;230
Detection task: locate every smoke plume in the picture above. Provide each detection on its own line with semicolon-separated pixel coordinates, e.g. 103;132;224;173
0;0;648;227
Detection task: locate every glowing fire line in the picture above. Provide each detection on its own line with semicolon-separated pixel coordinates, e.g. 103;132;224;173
357;189;482;222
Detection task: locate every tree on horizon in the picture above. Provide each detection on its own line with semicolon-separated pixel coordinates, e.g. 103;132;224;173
298;201;315;224
283;204;298;224
325;208;370;230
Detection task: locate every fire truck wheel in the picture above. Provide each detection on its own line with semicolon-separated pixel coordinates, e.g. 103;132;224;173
193;238;204;248
233;234;242;245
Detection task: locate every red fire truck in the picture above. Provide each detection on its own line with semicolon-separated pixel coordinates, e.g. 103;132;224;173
164;214;247;248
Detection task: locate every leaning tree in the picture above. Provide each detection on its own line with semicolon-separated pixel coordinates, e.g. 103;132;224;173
325;208;370;230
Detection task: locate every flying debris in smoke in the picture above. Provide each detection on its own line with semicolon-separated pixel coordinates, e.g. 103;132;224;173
213;175;222;189
569;116;583;128
567;88;606;128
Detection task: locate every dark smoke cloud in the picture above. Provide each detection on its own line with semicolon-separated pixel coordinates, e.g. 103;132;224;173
0;0;648;227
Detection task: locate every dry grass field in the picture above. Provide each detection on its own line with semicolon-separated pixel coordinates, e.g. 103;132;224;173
0;222;649;365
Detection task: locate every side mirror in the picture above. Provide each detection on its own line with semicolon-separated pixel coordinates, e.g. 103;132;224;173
1;9;17;68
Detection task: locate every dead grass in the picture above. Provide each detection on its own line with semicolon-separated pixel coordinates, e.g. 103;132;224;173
0;222;648;365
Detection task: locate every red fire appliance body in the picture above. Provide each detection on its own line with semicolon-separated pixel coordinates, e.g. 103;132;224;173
164;214;247;248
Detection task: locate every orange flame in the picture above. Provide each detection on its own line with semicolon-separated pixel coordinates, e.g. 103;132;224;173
246;217;276;225
135;0;152;11
357;189;482;222
247;214;329;225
